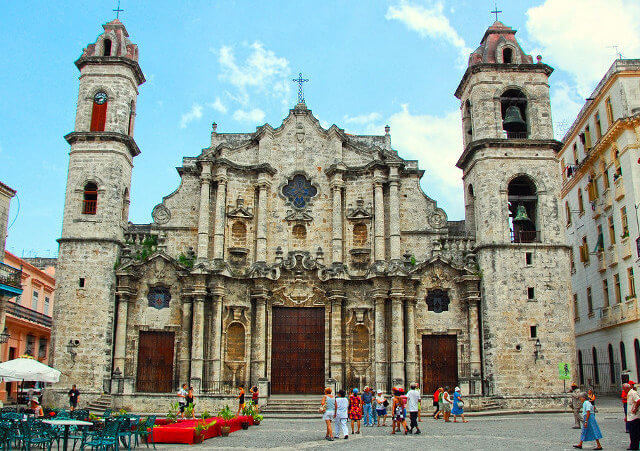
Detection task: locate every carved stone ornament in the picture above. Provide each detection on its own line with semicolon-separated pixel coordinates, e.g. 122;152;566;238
426;289;450;313
429;209;447;229
152;204;171;225
147;286;171;310
346;198;372;220
271;280;326;307
281;173;317;209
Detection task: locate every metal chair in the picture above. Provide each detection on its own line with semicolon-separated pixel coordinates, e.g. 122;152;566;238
18;420;55;451
133;416;156;449
83;419;120;451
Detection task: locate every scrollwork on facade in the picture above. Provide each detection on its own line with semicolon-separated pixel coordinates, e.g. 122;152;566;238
151;204;171;225
271;280;326;307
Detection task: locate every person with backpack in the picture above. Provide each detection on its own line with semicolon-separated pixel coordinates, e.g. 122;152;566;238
375;389;388;427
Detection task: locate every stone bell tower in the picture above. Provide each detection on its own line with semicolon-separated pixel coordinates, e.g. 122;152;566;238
50;19;145;404
455;21;575;406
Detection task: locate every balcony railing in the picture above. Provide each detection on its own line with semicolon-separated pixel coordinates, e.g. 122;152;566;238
504;131;529;139
510;230;541;243
6;301;52;328
0;262;22;290
82;199;97;215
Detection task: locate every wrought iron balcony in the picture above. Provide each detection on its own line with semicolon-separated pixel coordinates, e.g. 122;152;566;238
6;301;52;328
510;230;541;243
0;262;22;295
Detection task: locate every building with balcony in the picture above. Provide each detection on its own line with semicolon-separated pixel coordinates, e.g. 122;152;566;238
1;251;55;403
559;59;640;392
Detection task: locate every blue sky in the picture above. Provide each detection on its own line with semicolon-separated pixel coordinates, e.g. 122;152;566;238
2;0;639;257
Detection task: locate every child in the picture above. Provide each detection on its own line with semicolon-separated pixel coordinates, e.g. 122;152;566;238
250;386;259;411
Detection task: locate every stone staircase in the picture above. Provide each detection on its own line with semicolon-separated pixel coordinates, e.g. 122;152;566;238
87;394;112;415
261;396;322;419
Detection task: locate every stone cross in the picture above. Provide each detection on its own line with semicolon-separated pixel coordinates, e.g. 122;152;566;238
113;0;124;19
292;73;309;104
491;3;502;22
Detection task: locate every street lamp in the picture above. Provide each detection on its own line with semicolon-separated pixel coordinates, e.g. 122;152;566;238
534;338;542;362
0;328;10;344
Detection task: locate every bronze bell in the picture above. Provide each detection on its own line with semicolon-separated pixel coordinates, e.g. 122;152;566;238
503;105;526;132
513;204;531;222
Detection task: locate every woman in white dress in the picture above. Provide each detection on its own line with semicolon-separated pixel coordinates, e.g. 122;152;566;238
333;389;350;439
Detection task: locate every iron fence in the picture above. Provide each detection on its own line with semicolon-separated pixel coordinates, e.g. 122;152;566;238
0;262;22;290
578;361;621;394
511;230;541;243
201;380;251;394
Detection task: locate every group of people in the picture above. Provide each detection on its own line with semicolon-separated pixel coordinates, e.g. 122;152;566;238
320;384;467;441
569;381;640;450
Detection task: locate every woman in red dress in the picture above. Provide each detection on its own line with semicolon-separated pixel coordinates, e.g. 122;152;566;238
349;388;363;435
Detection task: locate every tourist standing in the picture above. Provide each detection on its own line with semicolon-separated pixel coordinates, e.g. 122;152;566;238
186;386;195;418
573;393;603;450
627;382;640;450
68;384;80;412
375;390;387;427
391;388;407;435
362;386;374;427
251;386;259;411
321;387;335;441
177;383;188;419
333;389;349;439
237;385;245;416
433;387;442;419
451;387;468;423
349;388;363;435
407;383;421;434
442;387;452;422
623;383;631;433
570;384;583;429
587;388;597;411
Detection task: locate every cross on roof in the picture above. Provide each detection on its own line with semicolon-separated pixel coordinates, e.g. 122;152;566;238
491;2;502;22
292;72;309;104
113;0;124;19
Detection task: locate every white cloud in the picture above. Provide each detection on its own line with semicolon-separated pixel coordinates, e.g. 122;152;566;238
343;112;382;125
216;42;291;106
526;0;640;95
386;0;471;66
209;97;228;114
550;81;585;138
179;104;203;129
233;108;266;123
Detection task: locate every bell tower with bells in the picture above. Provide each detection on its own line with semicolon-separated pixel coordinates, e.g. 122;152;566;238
454;20;575;400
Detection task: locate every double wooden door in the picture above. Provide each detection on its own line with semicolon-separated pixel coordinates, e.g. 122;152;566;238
271;307;325;394
136;331;175;393
422;335;458;394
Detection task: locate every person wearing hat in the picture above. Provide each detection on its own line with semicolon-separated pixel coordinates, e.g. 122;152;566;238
451;387;468;423
375;389;388;427
362;386;374;427
627;381;640;450
573;392;603;450
570;383;583;429
348;388;363;435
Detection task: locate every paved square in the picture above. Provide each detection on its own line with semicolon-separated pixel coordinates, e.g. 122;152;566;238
151;412;630;450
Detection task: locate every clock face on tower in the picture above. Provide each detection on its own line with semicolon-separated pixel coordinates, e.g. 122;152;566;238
94;91;108;105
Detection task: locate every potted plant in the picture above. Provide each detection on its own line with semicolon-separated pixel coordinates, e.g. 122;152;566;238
200;410;211;420
217;406;234;437
166;401;180;423
252;414;263;426
193;420;215;444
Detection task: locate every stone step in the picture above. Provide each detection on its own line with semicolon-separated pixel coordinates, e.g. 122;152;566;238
261;412;322;419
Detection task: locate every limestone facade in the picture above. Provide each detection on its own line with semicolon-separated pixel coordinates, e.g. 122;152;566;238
49;19;575;411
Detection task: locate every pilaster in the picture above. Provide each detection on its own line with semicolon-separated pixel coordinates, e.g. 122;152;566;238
388;165;401;260
250;288;268;383
329;290;345;384
112;291;132;375
211;285;224;381
196;162;212;260
390;282;405;387
190;292;206;392
373;290;387;389
212;167;228;260
330;173;344;264
373;169;386;261
255;175;270;262
179;296;193;387
405;297;418;384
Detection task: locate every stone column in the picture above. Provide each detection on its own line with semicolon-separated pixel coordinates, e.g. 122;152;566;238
213;167;228;260
211;288;224;381
330;174;344;264
329;291;345;384
250;289;267;382
405;298;418;384
388;166;401;260
255;176;269;262
373;170;385;261
390;284;405;386
190;295;205;392
373;291;387;389
112;294;130;374
468;299;482;375
196;162;212;260
180;298;193;385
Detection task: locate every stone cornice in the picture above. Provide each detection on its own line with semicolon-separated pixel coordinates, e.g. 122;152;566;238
194;157;276;176
64;131;141;157
455;63;554;99
456;138;562;169
75;56;146;86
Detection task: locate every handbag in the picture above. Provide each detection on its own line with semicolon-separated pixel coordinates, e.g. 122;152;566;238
458;400;464;407
319;405;326;413
383;399;389;407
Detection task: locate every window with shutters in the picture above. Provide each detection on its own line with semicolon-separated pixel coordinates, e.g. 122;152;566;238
614;273;622;303
595;113;602;140
603;279;610;307
580;236;589;264
628;267;635;298
578;189;585;215
587;287;593;316
565;202;572;226
621;207;629;238
605;98;614;125
608;216;616;244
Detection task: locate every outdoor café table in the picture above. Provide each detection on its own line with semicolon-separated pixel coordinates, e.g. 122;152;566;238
43;419;92;451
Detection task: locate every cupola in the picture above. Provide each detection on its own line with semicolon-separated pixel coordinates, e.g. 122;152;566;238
468;21;533;66
79;19;139;62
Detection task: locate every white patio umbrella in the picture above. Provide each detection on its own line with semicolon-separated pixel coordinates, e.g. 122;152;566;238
0;357;61;383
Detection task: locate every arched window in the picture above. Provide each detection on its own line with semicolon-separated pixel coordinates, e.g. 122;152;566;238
608;343;616;384
500;89;527;138
578;350;584;385
635;339;640;381
231;221;247;247
502;47;513;64
620;341;627;370
90;91;108;132
292;223;307;240
592;347;600;385
226;323;245;362
508;175;538;243
463;100;472;142
352;325;369;363
82;182;98;215
103;39;112;56
353;223;368;247
122;188;129;222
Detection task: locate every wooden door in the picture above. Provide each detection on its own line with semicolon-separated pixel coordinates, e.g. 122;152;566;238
422;335;458;394
136;331;175;393
271;307;325;394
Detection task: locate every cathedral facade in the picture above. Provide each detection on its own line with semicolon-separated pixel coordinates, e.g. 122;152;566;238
50;19;575;411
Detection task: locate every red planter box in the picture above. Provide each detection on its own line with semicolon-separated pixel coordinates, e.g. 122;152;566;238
150;416;254;444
